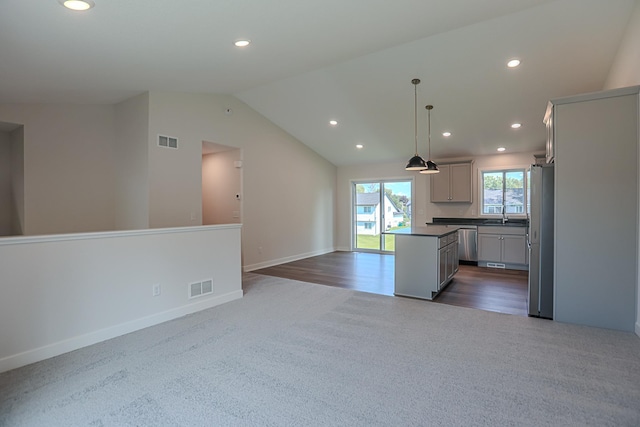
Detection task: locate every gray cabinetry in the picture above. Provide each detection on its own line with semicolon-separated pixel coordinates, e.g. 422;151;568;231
438;233;459;290
395;229;459;300
430;162;473;203
550;86;639;331
477;226;527;270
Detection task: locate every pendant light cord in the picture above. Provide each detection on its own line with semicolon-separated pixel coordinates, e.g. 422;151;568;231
428;106;431;159
426;105;434;160
414;82;418;156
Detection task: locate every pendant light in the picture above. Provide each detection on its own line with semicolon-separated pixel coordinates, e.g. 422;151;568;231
420;105;439;174
405;79;427;171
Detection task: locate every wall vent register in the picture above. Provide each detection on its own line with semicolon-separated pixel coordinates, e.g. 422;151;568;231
189;279;213;299
158;135;178;149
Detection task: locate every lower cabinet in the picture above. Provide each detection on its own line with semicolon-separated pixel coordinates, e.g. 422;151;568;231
477;226;528;270
438;239;459;290
394;231;459;300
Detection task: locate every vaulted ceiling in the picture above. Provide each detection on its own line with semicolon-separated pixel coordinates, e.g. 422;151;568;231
0;0;635;165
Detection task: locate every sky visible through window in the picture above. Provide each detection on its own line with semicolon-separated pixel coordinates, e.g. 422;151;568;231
384;182;410;197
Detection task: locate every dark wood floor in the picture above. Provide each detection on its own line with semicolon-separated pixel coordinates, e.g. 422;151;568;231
252;251;529;316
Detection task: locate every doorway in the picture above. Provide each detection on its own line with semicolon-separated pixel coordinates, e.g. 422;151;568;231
352;179;412;253
201;141;242;225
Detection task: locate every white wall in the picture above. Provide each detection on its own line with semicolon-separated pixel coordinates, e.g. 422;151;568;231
10;126;24;235
0;104;116;235
336;152;539;250
114;93;150;230
0;225;242;373
603;0;640;336
146;92;337;270
202;149;242;225
0;131;10;235
604;0;640;90
0;93;336;270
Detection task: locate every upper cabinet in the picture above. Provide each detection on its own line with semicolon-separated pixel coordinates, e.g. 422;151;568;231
430;162;473;203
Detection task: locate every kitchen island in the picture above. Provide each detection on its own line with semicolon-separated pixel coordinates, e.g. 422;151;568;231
392;226;459;300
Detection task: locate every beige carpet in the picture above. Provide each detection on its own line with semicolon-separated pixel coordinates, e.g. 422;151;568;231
1;273;639;426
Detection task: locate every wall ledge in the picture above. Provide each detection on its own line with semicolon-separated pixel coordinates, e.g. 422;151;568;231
0;224;241;246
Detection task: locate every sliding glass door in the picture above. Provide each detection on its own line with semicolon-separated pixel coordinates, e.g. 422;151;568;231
352;179;412;253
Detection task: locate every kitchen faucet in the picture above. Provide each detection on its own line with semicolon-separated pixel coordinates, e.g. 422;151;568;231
502;205;508;224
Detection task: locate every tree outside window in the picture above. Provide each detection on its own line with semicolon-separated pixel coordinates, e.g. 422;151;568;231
482;169;526;215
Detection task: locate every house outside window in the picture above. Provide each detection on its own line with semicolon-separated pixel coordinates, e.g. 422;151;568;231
481;169;527;216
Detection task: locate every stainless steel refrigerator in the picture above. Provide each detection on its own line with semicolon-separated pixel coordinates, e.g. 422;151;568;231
528;164;554;318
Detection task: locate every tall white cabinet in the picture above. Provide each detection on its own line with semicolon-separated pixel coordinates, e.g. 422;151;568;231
550;86;639;332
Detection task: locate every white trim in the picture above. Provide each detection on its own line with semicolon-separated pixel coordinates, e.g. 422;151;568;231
243;247;335;272
0;224;241;246
0;289;243;374
636;321;640;338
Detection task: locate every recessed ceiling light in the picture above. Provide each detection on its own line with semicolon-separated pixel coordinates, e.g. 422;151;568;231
442;132;451;137
356;144;364;149
329;120;338;126
60;0;95;10
234;40;251;47
497;147;506;152
507;59;521;68
511;123;522;129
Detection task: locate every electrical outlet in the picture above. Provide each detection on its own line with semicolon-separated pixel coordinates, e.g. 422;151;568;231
258;246;263;254
152;284;161;297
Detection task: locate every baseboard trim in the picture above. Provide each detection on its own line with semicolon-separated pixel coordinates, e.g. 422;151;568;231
0;289;243;374
244;247;335;272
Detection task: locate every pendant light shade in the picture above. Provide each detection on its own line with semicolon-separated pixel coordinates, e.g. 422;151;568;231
405;79;427;171
420;104;440;174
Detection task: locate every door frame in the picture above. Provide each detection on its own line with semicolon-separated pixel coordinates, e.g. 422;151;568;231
351;178;414;254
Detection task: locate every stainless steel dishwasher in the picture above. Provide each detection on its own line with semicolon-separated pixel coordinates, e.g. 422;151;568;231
456;226;478;262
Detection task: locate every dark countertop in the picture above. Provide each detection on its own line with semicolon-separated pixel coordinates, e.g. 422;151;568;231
430;217;529;227
387;225;458;237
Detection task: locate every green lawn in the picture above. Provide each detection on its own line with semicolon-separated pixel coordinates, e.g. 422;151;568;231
356;225;409;251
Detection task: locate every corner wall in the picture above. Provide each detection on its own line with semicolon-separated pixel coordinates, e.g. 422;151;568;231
147;92;337;271
0;104;116;235
114;93;150;230
10;126;24;235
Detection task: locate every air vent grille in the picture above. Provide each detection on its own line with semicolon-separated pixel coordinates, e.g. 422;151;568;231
189;278;213;299
158;134;178;149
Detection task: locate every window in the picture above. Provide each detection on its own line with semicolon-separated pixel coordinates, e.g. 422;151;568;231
352;180;413;252
481;169;527;216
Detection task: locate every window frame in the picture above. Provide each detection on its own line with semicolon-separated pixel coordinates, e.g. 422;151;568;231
478;165;530;218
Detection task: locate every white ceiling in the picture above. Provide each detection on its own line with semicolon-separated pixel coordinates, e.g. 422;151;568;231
0;0;635;165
